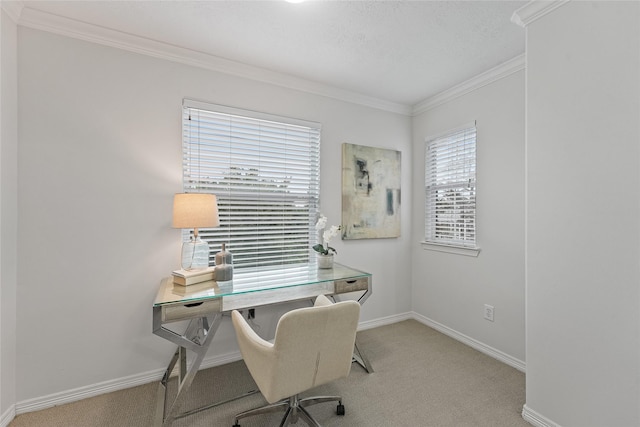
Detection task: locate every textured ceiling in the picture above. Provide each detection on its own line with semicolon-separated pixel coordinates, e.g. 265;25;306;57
18;0;526;107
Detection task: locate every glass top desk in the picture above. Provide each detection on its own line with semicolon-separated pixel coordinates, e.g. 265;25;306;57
152;262;373;426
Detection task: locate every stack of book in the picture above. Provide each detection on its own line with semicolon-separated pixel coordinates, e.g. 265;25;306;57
172;266;215;286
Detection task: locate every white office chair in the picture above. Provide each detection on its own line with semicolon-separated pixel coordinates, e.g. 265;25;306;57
231;294;361;427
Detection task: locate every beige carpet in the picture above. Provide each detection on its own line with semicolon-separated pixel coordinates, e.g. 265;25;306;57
9;320;529;427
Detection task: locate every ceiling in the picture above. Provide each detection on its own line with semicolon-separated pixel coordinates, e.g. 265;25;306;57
16;0;527;108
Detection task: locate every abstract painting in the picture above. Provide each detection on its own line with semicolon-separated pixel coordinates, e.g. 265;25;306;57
342;143;401;239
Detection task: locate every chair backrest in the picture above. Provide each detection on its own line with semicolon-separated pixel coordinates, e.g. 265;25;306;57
233;295;360;404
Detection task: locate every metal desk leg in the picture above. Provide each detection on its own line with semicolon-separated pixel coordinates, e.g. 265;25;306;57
154;313;223;426
327;293;374;373
352;338;374;373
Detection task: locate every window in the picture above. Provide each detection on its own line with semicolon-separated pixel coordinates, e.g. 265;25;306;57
182;99;321;270
424;124;478;253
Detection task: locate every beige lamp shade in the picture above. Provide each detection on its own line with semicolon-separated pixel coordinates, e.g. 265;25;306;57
172;193;220;229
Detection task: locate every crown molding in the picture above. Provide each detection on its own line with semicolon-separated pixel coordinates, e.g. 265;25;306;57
1;1;24;23
412;53;525;115
16;6;412;116
511;0;570;28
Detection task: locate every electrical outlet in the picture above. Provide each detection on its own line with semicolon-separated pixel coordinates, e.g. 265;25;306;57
484;304;494;322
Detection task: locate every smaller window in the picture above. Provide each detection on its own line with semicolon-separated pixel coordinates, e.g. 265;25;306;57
424;124;477;251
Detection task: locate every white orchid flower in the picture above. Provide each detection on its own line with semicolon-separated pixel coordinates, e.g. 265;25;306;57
312;215;341;256
323;225;340;245
315;214;327;231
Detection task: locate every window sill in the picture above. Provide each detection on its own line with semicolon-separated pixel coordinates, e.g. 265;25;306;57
420;242;480;257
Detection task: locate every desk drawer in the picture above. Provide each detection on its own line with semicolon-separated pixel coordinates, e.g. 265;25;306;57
162;299;222;322
334;277;369;294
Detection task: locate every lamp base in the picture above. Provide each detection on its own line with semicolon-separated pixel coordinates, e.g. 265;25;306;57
181;237;210;270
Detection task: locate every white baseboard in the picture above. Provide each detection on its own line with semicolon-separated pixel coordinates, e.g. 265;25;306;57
411;312;526;373
16;368;161;414
358;311;414;331
522;404;561;427
199;350;243;371
15;349;243;415
12;312;524;419
0;405;15;427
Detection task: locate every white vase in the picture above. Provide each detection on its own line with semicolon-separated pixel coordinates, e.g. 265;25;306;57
317;253;334;269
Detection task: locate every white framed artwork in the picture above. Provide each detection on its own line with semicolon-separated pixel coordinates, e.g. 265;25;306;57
341;143;401;240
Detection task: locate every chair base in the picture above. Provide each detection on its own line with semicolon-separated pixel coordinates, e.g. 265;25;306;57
232;394;345;427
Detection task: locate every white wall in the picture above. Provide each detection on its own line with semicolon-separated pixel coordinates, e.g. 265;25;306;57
0;8;18;422
524;2;640;426
16;27;412;403
411;70;526;365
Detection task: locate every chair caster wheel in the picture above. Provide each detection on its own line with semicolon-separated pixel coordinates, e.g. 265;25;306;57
232;423;240;427
337;404;345;416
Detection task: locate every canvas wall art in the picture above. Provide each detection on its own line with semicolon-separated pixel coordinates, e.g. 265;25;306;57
341;143;401;240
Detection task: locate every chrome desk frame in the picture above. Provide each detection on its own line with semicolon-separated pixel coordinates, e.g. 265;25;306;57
152;263;372;426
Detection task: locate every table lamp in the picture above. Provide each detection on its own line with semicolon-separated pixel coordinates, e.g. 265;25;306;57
172;193;219;270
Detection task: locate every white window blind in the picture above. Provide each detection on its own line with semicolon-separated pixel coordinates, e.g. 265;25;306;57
425;125;477;248
182;100;321;269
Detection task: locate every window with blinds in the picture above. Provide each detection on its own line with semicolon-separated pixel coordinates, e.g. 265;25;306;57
182;99;321;270
424;124;477;249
